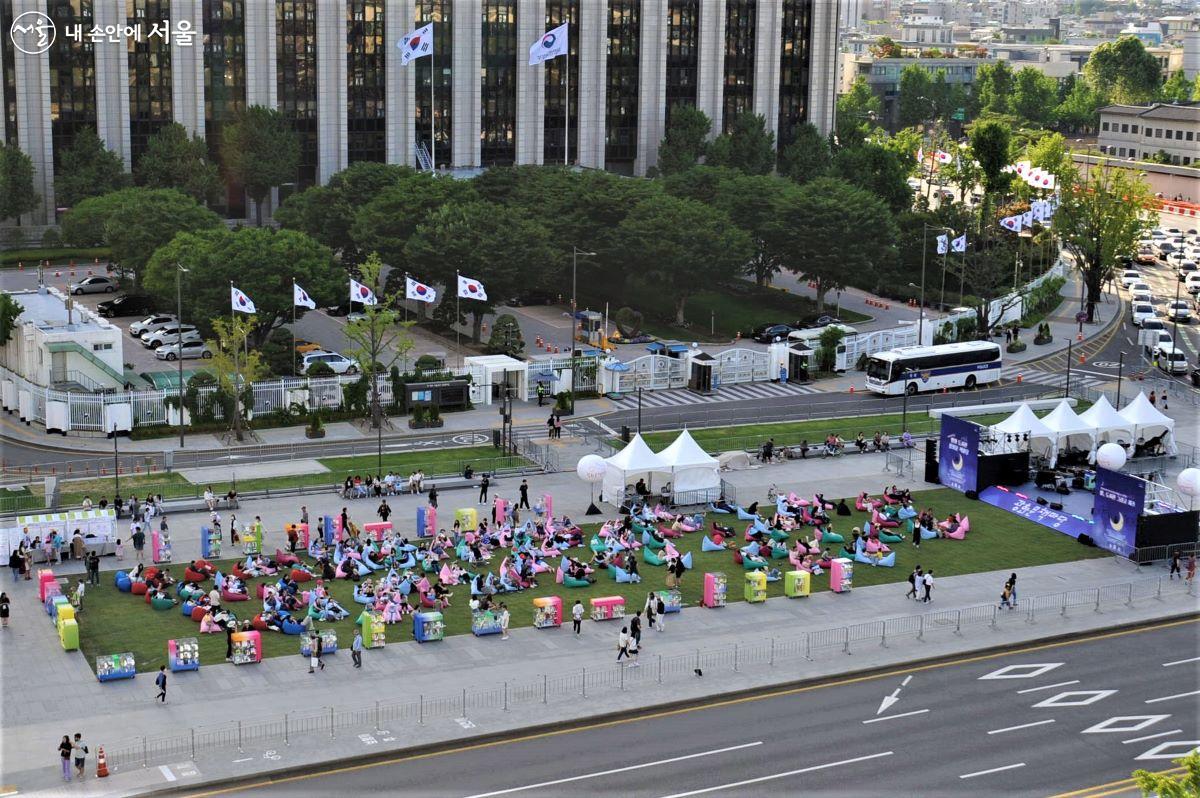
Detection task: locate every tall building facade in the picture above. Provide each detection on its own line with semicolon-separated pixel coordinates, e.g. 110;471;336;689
2;0;839;224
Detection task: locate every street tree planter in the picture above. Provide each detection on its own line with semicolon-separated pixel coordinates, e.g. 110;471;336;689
408;418;445;429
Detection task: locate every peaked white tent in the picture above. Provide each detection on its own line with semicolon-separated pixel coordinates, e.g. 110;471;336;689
990;404;1055;459
657;429;720;496
1119;392;1178;455
1041;399;1096;466
603;433;670;507
1078;395;1135;446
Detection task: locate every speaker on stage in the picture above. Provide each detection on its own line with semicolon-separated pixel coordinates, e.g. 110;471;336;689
925;445;940;484
965;490;979;500
1036;497;1048;506
1050;501;1064;511
1078;534;1095;547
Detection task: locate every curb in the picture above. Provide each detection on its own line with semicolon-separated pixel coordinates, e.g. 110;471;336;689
129;612;1198;798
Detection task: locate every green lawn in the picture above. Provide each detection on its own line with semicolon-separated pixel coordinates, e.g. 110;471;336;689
74;487;1107;673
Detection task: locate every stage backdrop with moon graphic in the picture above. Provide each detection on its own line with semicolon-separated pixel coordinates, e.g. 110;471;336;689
938;415;980;494
1092;467;1145;558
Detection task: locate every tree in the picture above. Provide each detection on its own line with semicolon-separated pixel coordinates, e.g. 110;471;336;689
220;105;300;226
404;202;554;342
1084;36;1162;105
897;65;934;129
956;234;1026;339
55;127;130;208
835;77;883;148
1012;67;1058;126
1027;132;1074;183
0;142;38;223
766;177;898;311
1133;750;1200;798
0;293;23;345
1053;164;1153;322
205;316;268;442
487;314;525;357
103;189;223;290
656;105;712;176
1159;70;1193;103
871;36;901;58
974;61;1014;116
144;226;339;346
970;119;1014;222
777;122;830;184
1054;78;1103;133
134;122;221;205
614;194;752;325
831;141;912;213
706;112;776;176
341;253;416;431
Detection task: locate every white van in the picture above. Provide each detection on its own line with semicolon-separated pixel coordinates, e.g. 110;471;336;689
1153;344;1190;375
1186;273;1200;295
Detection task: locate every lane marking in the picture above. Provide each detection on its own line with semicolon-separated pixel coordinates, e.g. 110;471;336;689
1017;680;1080;694
1032;690;1117;708
861;709;930;724
1136;741;1200;761
979;663;1064;680
1161;656;1200;667
901;675;912;686
160;765;178;782
1145;690;1200;704
232;758;253;764
1082;715;1170;734
1123;730;1182;745
960;763;1026;780
657;751;894;798
461;742;763;798
987;719;1056;735
178;618;1199;798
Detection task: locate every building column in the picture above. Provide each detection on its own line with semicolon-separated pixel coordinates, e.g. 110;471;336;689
385;0;416;168
576;0;606;170
634;0;667;176
9;0;55;225
451;0;481;169
515;0;546;165
93;0;131;167
170;0;204;137
695;0;726;136
316;0;348;183
244;0;278;218
752;0;782;144
807;0;839;137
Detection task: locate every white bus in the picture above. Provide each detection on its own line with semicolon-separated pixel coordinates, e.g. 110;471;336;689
865;341;1003;396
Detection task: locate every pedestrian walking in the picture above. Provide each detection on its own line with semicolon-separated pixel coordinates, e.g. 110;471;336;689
86;551;100;585
1;592;9;629
58;735;73;782
1186;555;1196;587
8;549;19;582
351;631;363;668
546;413;555;439
154;665;167;702
499;603;511;640
628;634;640;667
911;519;921;549
519;479;530;510
553;415;563;439
644;594;656;635
922;570;934;603
999;582;1013;610
1006;572;1018;606
72;733;88;779
300;505;309;528
616;627;631;662
287;524;299;554
630;611;642;649
478;474;491;504
428;486;439;509
1162;393;1168;410
1170;550;1182;580
1149;391;1157;407
571;600;584;634
378;499;392;523
131;524;146;563
654;593;666;631
906;566;921;599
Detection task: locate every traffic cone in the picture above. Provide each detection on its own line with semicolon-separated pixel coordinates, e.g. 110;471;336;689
1016;374;1023;384
1079;353;1085;364
96;746;109;777
849;386;855;394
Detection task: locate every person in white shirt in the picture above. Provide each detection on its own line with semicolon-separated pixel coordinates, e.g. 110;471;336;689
81;496;93;510
204;487;216;512
572;600;584;634
922;570;934;602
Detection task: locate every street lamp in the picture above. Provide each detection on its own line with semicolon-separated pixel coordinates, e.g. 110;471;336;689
916;223;952;345
176;264;189;448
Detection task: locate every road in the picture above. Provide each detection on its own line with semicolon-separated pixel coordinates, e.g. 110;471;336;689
199;619;1200;798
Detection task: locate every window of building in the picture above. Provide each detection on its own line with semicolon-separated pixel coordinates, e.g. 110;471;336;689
277;0;318;188
1131;124;1138;134
1;2;18;145
543;0;579;164
1117;147;1124;157
127;0;173;165
48;0;98;170
347;0;385;164
204;0;247;217
1187;131;1194;141
92;342;112;351
777;0;813;150
1120;123;1128;133
663;0;698;132
481;0;517;166
722;0;755;133
1101;121;1109;131
605;0;639;168
416;0;452;169
1155;128;1162;137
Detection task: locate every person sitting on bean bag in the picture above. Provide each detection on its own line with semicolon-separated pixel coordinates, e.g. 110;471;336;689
259;609;283;632
200;609;221;634
432;582;453;609
129;563;147;583
744;551;768;569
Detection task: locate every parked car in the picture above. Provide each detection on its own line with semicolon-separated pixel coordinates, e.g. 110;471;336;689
1166;299;1193;322
97;294;155;318
300;351;359;375
128;314;178;337
294;339;324;354
506;290;558;307
142;324;199;348
1119;270;1143;288
68;275;117;295
1153;344;1190;375
1191;366;1200;388
1130;302;1157;327
801;315;843;329
751;323;798;343
1177;261;1198;282
155;340;212;361
323;300;366;317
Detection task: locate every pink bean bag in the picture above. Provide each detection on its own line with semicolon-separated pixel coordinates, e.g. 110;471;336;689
946;527;966;540
275;549;300;566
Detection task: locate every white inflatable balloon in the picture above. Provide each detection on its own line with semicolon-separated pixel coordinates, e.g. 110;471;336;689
576;454;607;483
1177;467;1200;498
1095;442;1127;472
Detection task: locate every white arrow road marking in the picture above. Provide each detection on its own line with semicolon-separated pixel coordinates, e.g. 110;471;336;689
877;675;913;714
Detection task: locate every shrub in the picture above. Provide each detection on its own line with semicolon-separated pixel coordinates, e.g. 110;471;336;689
40;228;63;248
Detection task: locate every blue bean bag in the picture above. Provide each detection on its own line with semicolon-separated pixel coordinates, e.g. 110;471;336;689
920;527;939;540
680;552;693;570
563;575;590;588
751;518;769;534
707;503;731;514
765;568;782;582
613;566;637;584
353;585;374;605
742;542;761;557
702;535;725;552
281;618;306;635
736;508;758;521
855;549;897;567
181;600;196;618
115;571;132;592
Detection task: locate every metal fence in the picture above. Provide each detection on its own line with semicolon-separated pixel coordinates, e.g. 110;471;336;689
96;573;1194;774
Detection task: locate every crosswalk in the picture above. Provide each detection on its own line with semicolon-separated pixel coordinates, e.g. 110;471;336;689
1000;367;1106;391
610;380;821;409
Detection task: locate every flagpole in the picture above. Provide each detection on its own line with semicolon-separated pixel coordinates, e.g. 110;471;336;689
430;29;436;171
939;235;949;311
456;271;462;367
564;31;569;167
292;280;297;377
403;273;409;323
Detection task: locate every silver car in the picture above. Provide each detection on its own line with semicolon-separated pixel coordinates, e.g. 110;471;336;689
142;324;199;348
155;340;213;361
69;275;117;295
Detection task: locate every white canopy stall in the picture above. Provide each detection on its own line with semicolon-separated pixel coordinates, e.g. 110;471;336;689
1119;392;1178;456
1078;396;1135;446
989;403;1055;460
602;434;670;508
1041;400;1096;466
657;429;720;502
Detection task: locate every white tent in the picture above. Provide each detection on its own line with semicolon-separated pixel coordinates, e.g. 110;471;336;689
1041;399;1096;466
657;429;720;496
1078;395;1135;446
602;433;670;507
1119;392;1178;455
990;403;1055;460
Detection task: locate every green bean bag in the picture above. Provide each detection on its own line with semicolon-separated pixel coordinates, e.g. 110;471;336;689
742;558;766;570
643;548;665;567
642;536;666;551
769;529;790;542
822;530;845;544
879;530;904;544
589;536;607;554
771;547;789;560
563;575;590;588
150;596;176;611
